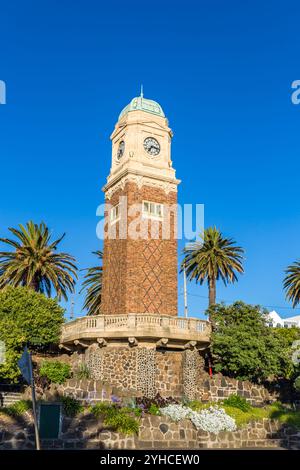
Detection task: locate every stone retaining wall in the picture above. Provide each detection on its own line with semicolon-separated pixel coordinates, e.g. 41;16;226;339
0;412;299;450
197;374;278;406
32;351;278;406
48;374;277;410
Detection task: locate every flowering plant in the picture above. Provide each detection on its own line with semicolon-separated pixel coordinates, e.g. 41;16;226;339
160;404;191;422
160;404;236;434
189;406;236;433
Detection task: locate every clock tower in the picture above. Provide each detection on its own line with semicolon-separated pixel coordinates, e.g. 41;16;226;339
101;92;181;316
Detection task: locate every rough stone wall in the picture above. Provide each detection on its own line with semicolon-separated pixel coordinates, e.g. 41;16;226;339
101;181;178;316
155;351;184;398
183;350;205;400
1;413;299;450
33;349;278;405
86;345;139;394
84;346;203;399
137;348;156;398
197;374;278;406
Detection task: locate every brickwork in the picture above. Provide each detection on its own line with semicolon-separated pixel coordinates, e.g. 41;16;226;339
101;181;178;316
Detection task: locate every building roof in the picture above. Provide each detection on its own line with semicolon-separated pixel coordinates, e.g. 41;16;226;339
268;310;300;325
118;93;165;120
285;315;300;322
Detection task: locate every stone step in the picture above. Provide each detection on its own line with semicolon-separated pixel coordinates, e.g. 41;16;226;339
0;392;23;407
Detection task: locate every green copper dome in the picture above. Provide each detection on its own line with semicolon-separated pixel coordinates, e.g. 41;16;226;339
119;94;165;120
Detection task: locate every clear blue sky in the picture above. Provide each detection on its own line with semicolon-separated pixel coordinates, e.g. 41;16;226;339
0;0;299;320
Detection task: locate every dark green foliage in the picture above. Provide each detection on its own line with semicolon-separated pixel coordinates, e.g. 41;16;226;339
90;403;139;435
0;286;65;382
209;301;296;382
294;376;300;392
61;396;84;417
135;393;178;412
223;394;251;412
39;361;71;384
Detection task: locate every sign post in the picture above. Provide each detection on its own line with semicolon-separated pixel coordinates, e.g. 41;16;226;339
18;347;40;450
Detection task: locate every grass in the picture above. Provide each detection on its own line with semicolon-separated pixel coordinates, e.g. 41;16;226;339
269;403;300;430
0;399;32;418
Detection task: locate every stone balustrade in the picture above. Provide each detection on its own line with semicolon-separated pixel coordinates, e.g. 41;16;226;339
60;313;211;350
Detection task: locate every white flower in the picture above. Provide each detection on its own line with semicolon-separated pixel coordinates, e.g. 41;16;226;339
190;406;236;434
160;404;191;422
160;404;236;434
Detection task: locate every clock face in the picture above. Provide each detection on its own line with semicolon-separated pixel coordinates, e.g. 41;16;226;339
117;140;125;160
143;137;160;156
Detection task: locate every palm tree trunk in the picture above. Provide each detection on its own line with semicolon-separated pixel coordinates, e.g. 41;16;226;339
208;277;216;306
207;277;216;377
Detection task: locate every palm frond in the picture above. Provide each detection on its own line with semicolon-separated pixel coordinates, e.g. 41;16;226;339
283;261;300;307
0;221;77;300
80;251;103;316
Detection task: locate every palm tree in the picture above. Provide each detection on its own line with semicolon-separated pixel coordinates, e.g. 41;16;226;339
0;221;77;300
80;250;103;316
181;226;244;308
283;261;300;307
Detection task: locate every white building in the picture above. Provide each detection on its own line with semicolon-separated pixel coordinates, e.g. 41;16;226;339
267;310;300;328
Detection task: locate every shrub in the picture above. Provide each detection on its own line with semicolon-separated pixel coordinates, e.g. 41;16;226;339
0;286;64;382
90;403;139;435
148;403;160;415
223;394;251;412
39;361;71;384
61;396;84;417
2;399;32;417
209;301;295;381
90;402;113;418
135;393;178;413
294;376;300;392
74;363;90;380
104;410;139;435
122;406;143;417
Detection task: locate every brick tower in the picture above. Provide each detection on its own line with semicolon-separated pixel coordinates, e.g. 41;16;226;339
101;92;181;316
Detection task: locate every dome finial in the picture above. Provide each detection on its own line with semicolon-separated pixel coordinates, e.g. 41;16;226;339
140;84;144;99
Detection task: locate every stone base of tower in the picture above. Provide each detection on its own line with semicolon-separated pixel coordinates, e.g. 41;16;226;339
83;345;207;400
60;314;211;399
